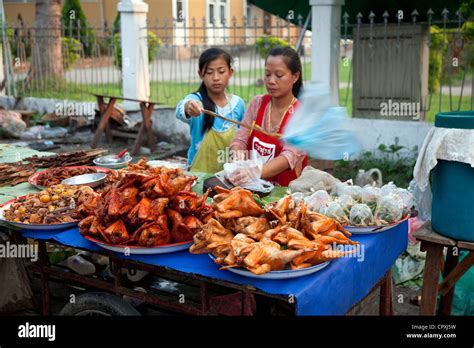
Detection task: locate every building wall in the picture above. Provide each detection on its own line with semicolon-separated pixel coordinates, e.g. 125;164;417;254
3;0;300;45
4;2;35;25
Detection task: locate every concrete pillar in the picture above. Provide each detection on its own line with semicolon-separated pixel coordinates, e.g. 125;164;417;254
118;0;150;110
309;0;344;106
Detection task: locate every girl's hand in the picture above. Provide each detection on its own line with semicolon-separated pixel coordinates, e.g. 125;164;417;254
185;100;204;117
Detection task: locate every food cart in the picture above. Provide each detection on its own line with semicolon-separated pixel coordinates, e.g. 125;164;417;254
0;144;408;316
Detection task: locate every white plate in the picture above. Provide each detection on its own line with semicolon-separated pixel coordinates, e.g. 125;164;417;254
84;236;192;255
344;216;409;235
93;155;132;169
0;200;78;231
208;254;330;279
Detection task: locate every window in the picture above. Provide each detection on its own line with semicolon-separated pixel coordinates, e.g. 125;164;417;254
209;4;215;24
176;0;184;23
264;13;271;34
220;4;225;25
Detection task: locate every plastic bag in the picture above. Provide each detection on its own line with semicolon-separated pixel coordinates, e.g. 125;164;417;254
341;185;363;202
408;179;432;221
0;110;27;138
336;194;356;216
349;203;375;226
304;190;332;212
361;185;382;213
381;181;397;196
20;126;68;140
281;84;360;160
331;181;350;197
375;194;404;225
320;201;349;224
291;192;307;204
224;159;274;193
394;188;415;216
288;166;341;193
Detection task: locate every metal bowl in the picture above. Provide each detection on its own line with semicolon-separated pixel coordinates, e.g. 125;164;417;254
61;172;107;188
93;154;132;169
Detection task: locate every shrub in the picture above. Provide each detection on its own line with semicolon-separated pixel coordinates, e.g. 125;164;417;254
255;36;292;59
428;25;448;93
112;31;161;69
61;0;95;57
334;144;417;188
62;37;81;70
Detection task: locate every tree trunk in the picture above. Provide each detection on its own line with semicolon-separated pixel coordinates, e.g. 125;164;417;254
30;0;63;80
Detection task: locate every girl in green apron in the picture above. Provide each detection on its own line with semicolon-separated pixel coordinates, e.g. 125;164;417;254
176;48;246;173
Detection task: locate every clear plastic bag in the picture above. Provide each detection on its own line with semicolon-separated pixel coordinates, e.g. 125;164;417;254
304;190;332;212
341;185;363;202
336;194;356;216
381;181;397;196
331;181;350;196
394;188;415;216
291;192;308;205
361;185;382;213
409;179;432;221
375;194;404;225
281;84;360;160
320;201;349;224
349;203;375;226
224;159;274;193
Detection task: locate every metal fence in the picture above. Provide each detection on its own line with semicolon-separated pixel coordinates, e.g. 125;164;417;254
0;10;472;121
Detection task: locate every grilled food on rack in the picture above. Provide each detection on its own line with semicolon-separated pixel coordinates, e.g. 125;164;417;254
3;184;96;224
25;149;107;168
190;187;358;275
78;168;212;247
0;162;36;187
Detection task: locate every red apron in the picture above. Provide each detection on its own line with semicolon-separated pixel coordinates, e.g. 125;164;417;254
247;94;308;186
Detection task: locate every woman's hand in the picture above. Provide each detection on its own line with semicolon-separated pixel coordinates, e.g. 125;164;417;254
185;100;204;117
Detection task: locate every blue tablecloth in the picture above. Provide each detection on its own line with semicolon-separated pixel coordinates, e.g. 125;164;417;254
20;221;408;315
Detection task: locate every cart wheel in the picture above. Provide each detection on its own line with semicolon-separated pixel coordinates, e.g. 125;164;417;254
59;292;140;316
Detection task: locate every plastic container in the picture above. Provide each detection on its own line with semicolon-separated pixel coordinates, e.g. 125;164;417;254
431;111;474;242
66;255;96;275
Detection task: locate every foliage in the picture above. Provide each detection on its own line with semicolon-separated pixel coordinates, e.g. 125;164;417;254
62;37;81;70
429;25;448;93
61;0;95;56
460;0;474;20
112;31;161;69
254;36;293;59
334;144;417;188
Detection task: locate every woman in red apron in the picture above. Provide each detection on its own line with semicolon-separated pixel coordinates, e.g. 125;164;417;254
230;47;308;186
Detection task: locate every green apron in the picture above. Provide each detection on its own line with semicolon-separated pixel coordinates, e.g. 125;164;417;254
190;126;236;173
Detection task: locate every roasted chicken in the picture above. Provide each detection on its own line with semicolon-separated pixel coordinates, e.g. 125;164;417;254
79;168;211;247
190;188;359;275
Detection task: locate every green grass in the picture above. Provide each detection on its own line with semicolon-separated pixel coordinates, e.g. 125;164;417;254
17;72;471;122
235;59;352;84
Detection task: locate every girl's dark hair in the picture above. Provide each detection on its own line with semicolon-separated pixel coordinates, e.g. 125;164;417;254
195;47;233;132
266;46;303;97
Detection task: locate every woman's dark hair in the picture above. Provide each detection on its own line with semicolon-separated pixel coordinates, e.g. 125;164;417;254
266;46;303;97
195;47;233;132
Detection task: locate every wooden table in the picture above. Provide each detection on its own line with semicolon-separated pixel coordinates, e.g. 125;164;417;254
414;222;474;315
91;94;159;155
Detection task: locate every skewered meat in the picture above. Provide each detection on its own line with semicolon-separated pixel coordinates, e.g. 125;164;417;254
35;167;104;187
25;149;107;168
0;162;36;187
